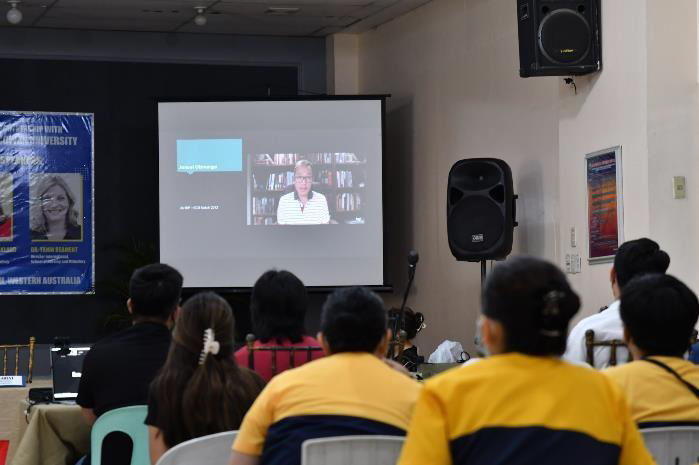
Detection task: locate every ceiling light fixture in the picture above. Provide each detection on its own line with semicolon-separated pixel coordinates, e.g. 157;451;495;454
193;6;206;26
6;0;22;25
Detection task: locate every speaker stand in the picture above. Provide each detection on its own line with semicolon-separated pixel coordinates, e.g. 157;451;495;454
480;260;487;288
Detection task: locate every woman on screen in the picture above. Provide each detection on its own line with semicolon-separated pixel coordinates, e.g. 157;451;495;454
147;292;264;464
0;204;10;239
30;175;81;241
277;160;330;225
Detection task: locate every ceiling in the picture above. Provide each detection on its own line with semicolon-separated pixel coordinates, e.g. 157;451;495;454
0;0;431;37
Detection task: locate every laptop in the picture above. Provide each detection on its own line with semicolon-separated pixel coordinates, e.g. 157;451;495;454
50;345;90;402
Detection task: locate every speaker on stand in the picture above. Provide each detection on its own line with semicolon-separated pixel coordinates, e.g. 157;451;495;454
447;158;517;286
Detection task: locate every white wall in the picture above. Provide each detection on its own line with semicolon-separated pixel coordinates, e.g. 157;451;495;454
347;0;699;352
357;0;560;354
558;0;650;322
646;0;699;291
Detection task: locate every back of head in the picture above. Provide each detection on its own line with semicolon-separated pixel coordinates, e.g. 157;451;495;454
321;286;386;353
620;274;699;357
614;238;670;287
251;269;308;343
482;256;580;356
387;307;425;341
129;263;183;320
152;292;261;448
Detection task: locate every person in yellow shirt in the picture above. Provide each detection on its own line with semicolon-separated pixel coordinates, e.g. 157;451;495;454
398;256;654;465
229;286;421;465
604;273;699;427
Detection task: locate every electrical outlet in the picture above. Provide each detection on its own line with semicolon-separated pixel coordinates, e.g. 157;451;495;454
571;253;582;273
570;227;577;248
673;176;686;199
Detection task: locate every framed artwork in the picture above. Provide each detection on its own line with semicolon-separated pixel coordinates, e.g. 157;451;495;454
585;146;623;263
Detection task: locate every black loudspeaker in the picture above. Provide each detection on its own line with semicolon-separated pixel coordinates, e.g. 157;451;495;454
517;0;601;77
447;158;516;262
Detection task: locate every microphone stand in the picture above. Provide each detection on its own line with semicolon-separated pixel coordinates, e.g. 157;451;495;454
390;251;418;360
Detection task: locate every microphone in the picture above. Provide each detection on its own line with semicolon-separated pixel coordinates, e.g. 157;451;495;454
408;250;419;270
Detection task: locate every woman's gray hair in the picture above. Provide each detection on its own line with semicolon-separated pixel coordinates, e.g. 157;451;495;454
29;175;80;233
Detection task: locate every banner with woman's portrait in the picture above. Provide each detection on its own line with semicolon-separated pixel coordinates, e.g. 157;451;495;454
0;112;94;294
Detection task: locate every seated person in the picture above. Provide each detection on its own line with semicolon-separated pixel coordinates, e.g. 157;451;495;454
229;286;421;465
235;270;323;381
604;273;699;427
276;160;330;225
564;238;670;368
77;263;183;465
387;307;426;371
147;292;265;464
398;256;653;465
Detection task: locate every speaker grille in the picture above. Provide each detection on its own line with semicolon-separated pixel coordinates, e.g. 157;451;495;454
448;196;504;252
538;8;591;65
449;161;501;191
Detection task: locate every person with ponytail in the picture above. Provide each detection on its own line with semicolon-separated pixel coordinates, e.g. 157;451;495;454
398;256;654;465
146;292;265;464
387;307;426;371
565;238;670;368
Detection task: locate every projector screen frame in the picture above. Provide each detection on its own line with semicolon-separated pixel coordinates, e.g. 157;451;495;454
156;94;393;294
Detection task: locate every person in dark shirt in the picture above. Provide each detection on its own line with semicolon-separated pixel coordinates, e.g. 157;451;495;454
76;263;183;464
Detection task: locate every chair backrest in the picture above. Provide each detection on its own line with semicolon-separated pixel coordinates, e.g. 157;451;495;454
301;435;405;465
584;329;630;367
640;426;699;465
0;337;35;382
245;333;322;376
91;405;149;465
156;430;238;465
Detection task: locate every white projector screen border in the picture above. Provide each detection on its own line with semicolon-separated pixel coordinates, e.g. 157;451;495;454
157;96;390;291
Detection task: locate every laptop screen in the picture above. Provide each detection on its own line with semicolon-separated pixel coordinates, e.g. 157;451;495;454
50;346;90;400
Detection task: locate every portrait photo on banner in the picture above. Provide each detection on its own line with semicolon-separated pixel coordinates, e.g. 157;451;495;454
29;173;83;242
0;173;12;241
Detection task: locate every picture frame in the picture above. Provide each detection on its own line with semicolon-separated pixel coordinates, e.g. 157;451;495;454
585;146;624;264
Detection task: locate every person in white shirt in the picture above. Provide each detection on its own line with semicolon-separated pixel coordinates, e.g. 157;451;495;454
276;160;330;225
564;238;670;369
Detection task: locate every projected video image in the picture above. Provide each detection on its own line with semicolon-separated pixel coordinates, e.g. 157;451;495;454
249;153;366;225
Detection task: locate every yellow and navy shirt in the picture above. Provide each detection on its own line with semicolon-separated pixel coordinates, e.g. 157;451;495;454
233;352;421;465
604;356;699;428
398;353;654;465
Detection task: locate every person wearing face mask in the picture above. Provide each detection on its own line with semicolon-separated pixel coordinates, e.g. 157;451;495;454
398;256;654;465
30;174;82;241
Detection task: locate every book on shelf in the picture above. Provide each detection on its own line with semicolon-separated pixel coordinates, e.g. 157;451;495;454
252;196;276;215
336;192;362;212
254;153;299;166
254;217;277;225
334;152;361;163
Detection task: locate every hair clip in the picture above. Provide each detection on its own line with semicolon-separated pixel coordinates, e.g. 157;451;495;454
198;328;220;365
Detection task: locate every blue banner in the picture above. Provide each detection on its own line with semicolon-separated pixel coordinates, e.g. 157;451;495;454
0;112;94;294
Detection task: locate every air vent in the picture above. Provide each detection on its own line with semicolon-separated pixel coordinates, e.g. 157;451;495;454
265;7;300;15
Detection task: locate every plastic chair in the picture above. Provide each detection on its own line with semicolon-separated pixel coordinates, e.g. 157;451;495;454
301;435;405;465
91;405;149;465
640;426;699;465
156;430;238;465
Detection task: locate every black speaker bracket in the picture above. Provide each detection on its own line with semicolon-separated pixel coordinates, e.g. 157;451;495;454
563;77;578;94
